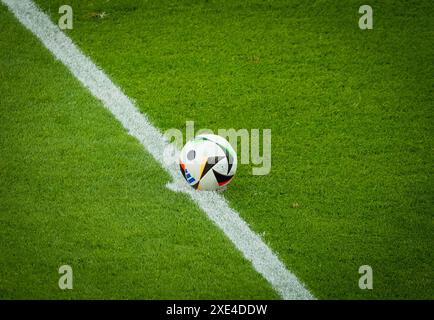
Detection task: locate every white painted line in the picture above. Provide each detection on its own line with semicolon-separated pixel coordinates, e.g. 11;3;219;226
2;0;315;300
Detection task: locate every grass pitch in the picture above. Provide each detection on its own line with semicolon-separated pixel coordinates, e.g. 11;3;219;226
0;3;277;299
1;0;433;299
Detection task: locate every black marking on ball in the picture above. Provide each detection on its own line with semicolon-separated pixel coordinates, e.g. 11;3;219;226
200;156;224;180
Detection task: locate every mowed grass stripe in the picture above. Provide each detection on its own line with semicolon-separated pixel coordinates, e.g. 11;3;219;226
1;0;313;299
0;2;280;299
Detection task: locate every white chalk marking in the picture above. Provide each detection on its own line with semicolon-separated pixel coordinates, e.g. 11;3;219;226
1;0;314;299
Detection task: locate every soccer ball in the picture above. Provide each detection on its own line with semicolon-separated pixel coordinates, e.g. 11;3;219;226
179;134;237;191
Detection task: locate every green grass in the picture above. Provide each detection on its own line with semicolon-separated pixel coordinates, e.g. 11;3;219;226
0;3;278;299
2;0;434;299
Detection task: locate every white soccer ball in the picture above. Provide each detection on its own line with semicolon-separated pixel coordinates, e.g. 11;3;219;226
179;134;237;191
